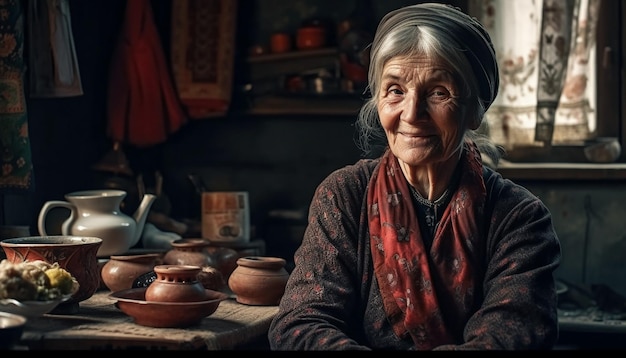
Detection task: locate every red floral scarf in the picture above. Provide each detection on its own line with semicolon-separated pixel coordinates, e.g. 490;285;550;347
367;141;486;349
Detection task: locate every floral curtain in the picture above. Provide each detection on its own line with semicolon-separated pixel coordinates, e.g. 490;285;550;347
468;0;601;150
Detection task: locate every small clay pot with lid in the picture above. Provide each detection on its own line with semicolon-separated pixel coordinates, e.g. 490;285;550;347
228;256;289;306
145;265;208;302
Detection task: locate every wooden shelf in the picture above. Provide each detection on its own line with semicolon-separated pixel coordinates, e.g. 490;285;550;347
497;161;626;181
244;95;364;116
247;47;340;82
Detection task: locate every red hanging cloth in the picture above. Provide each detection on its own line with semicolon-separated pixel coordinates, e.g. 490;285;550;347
106;0;187;147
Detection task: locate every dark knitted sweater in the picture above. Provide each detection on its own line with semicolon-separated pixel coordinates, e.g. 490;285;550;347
268;158;561;350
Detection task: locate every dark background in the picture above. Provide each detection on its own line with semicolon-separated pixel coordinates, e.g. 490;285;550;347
3;0;455;256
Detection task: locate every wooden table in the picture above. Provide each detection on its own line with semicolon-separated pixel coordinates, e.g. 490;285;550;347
18;290;279;350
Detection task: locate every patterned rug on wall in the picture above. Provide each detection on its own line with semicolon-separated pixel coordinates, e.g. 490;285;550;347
170;0;238;119
0;0;33;193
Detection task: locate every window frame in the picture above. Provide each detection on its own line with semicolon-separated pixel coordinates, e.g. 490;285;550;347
496;0;626;180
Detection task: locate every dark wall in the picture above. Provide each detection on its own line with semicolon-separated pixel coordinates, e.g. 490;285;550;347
3;0;465;251
159;114;361;223
2;0;370;235
3;0;126;228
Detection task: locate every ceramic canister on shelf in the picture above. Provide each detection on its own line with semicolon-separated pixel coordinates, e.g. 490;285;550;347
270;32;292;54
201;192;250;244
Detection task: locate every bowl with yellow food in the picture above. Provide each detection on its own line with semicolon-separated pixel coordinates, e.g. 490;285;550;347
0;259;78;317
1;236;102;313
0;258;80;317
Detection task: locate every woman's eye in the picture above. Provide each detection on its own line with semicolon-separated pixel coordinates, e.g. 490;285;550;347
384;85;404;96
428;88;450;101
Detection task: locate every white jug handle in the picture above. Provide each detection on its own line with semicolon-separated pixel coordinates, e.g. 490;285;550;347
37;200;74;236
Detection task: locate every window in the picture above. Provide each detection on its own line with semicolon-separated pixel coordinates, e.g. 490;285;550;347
468;0;621;165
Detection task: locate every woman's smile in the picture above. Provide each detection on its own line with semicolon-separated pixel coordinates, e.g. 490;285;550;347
398;132;436;145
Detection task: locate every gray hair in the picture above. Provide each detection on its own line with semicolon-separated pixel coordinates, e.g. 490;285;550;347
354;3;503;166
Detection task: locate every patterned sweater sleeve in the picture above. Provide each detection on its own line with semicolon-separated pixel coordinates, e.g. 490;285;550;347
268;161;375;350
435;171;562;350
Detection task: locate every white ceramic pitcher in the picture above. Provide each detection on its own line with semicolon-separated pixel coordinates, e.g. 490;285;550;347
37;189;156;257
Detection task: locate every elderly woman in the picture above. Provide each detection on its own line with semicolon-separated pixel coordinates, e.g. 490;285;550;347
268;3;561;350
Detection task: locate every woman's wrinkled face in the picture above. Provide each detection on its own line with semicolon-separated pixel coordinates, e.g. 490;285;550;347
377;55;468;167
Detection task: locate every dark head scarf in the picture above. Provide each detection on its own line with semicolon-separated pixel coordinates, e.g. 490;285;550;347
374;3;499;113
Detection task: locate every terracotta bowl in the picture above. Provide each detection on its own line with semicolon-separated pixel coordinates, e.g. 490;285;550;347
0;312;26;349
109;287;228;328
0;236;103;312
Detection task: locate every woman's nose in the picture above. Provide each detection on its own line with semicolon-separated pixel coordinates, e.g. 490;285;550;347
402;95;427;121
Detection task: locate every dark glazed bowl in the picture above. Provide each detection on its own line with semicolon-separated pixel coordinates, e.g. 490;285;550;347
109;287;228;328
0;311;26;349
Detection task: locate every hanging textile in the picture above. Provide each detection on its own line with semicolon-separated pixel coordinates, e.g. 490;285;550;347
534;0;575;143
106;0;187;148
0;0;33;192
27;0;83;98
170;0;238;118
469;0;600;150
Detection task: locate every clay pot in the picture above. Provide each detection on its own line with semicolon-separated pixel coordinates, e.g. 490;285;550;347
228;256;289;306
131;264;227;291
205;246;239;279
145;265;208;302
163;238;214;267
270;32;292;54
296;26;326;50
197;266;226;291
101;253;162;292
163;238;239;279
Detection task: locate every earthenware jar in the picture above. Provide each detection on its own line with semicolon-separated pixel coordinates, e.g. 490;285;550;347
101;253;162;292
145;265;208;302
228;256;289;305
164;238;214;266
163;238;239;279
